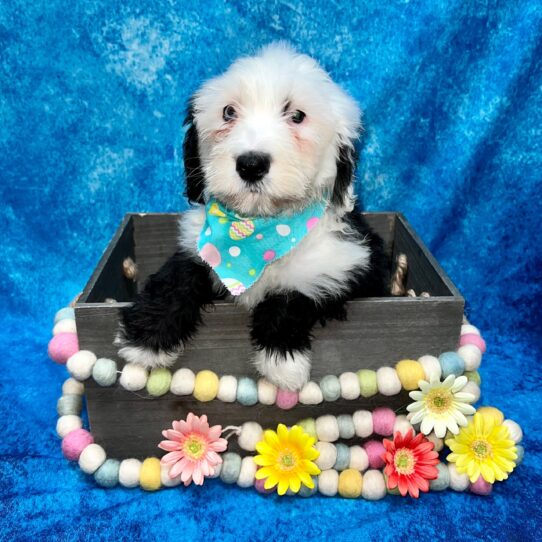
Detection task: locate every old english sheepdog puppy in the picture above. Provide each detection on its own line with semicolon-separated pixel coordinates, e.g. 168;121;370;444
116;43;389;391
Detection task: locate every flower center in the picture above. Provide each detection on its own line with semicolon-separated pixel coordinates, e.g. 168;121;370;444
394;448;415;475
183;435;206;460
471;439;492;459
278;449;298;471
426;388;453;413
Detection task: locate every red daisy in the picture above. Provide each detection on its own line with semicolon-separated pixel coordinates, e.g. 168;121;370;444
382;429;440;498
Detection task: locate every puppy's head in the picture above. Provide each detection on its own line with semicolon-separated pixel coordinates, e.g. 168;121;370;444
184;43;361;216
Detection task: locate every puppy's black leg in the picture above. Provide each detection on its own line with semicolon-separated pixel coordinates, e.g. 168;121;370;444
116;248;215;368
250;291;324;391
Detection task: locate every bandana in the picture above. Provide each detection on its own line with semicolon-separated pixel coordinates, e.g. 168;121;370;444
197;198;327;296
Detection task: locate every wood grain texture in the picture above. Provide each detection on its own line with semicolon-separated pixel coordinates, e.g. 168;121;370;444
75;212;464;459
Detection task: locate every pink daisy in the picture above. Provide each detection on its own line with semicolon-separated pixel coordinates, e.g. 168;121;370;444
158;413;228;486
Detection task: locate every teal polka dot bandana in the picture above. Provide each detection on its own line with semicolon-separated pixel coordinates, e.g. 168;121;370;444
197;199;327;295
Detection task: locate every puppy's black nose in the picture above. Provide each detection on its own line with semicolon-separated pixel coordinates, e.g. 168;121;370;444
236;152;271;183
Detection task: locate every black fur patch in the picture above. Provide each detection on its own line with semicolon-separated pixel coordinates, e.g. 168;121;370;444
119;249;215;353
183;105;205;204
332;144;356;206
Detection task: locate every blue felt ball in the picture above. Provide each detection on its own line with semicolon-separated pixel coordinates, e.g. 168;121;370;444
56;394;82;416
220;453;242;484
54;307;75;324
320;375;341;401
299;477;318;497
439;352;465;378
236;378;258;406
333;443;350;471
94;459;120;488
92;358;118;386
337;414;355;439
429;463;450;491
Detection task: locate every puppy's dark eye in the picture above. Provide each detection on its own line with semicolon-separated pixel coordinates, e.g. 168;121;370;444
223;105;237;121
290;110;306;124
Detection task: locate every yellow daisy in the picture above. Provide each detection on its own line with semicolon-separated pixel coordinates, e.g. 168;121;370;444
446;412;517;483
254;424;321;495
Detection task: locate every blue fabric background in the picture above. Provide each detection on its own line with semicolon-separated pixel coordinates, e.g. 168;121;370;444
1;1;540;540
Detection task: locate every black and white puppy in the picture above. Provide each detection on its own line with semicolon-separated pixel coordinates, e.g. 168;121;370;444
116;43;389;391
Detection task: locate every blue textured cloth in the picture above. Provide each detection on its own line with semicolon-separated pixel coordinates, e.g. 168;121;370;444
198;199;327;295
1;2;541;541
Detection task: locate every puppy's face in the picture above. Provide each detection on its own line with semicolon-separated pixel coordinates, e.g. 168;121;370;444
185;44;360;216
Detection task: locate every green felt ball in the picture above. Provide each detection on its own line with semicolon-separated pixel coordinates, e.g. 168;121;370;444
358;369;378;397
429;463;450;491
464;370;481;385
146;368;172;397
320;375;341;401
57;394;82;416
297;418;317;438
220;453;242;484
299;477;318;497
92;358;117;386
94;459;120;488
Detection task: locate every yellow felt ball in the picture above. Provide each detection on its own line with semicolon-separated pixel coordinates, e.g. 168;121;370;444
395;359;425;391
193;370;219;402
477;406;504;425
140;458;161;491
338;468;363;499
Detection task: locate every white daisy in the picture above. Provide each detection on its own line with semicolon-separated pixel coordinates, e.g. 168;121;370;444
407;375;476;438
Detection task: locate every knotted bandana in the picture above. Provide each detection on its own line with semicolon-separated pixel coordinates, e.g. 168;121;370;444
197;198;327;295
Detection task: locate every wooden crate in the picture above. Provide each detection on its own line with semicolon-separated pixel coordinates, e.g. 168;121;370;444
75;212;464;458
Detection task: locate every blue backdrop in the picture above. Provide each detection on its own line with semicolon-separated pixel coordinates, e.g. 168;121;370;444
1;1;541;541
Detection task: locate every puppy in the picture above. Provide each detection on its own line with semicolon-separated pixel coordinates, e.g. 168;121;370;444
116;43;389;391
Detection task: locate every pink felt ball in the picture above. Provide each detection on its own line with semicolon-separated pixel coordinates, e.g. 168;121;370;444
459;333;486;354
62;429;94;461
255;478;273;494
48;333;79;364
276;389;299;410
363;440;386;469
469;476;493;496
372;407;396;436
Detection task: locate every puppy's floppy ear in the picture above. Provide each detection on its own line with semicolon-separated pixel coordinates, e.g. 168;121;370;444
183;103;205;204
332;144;356;206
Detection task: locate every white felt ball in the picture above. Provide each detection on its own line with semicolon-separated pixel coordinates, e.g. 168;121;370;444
120;363;148;391
426;433;444;452
53;319;77;335
170;368;195;395
119;458;142;488
299;381;323;405
349;446;369;471
339;372;360;400
318;469;339;496
503;419;523;443
361;469;386;500
462;381;480;402
56;415;83;438
315;442;337;470
62;378;85;396
448;463;469;492
461;324;480;336
316;415;339;442
67;351;97;381
238;422;263;452
457;344;482;371
376;367;402;396
418;355;441;382
352;410;373;438
237;457;257;488
217;375;237;402
257;378;277;405
209;462;222;479
393;415;412;437
78;443;106;474
161;464;182;487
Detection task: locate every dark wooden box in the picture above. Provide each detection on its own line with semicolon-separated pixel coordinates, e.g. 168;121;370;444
75;212;464;459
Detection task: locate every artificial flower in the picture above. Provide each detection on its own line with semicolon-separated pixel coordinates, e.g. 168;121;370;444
446;412;517;483
254;424;320;495
158;413;228;486
382;429;439;498
407;375;476;438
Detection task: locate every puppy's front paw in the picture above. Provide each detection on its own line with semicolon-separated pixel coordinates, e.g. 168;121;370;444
115;330;182;369
254;349;311;391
